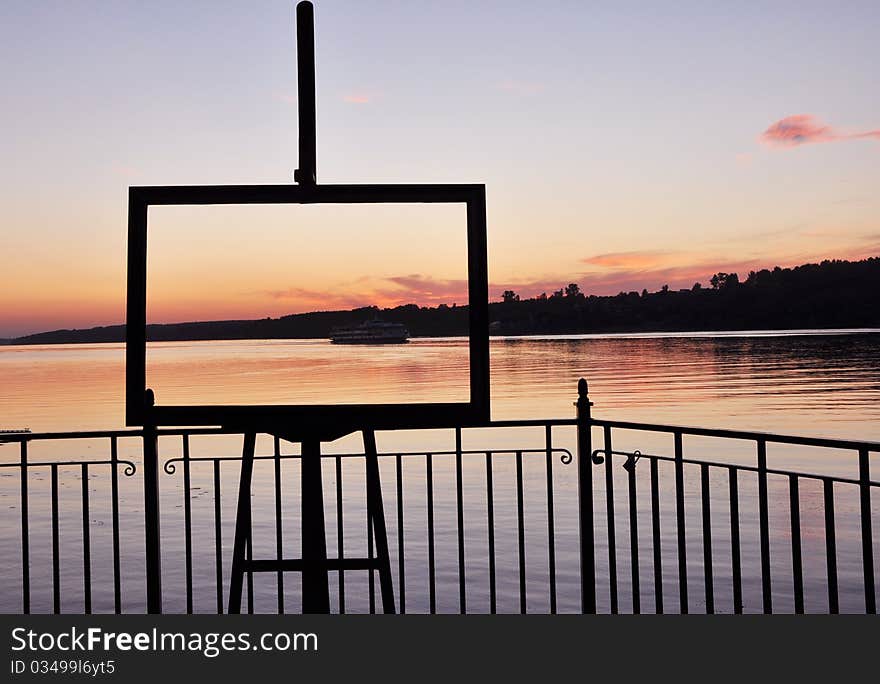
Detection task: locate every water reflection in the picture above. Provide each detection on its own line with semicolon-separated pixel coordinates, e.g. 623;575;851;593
1;331;878;439
0;331;878;613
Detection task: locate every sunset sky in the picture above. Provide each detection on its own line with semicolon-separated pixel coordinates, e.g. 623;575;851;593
1;0;878;337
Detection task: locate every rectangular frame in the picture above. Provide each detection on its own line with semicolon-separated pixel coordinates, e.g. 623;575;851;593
126;183;489;431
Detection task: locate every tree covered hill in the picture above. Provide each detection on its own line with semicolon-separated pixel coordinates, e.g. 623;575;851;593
9;256;880;345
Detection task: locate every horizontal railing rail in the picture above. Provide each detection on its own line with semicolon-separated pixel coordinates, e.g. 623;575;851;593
4;420;877;452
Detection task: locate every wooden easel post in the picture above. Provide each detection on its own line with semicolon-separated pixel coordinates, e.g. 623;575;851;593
301;437;331;613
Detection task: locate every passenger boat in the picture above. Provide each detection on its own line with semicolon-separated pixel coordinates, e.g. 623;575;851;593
330;319;410;344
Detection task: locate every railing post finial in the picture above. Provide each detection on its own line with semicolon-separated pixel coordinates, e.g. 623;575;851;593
576;377;593;414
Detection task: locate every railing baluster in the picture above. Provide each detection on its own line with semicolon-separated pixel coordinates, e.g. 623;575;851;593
455;428;466;614
757;439;772;613
486;451;496;614
182;434;193;614
824;479;839;614
674;432;688;614
142;400;162;615
336;454;345;614
396;453;405;614
368;465;375;615
545;426;557;614
627;451;640;614
700;464;713;614
20;441;29;614
650;458;663;614
426;454;435;614
516;450;526;614
51;464;60;614
81;463;91;614
275;437;285;614
728;467;742;614
110;436;121;614
789;475;804;614
604;425;618;614
858;449;876;614
243;437;255;615
213;461;223;614
246;517;254;615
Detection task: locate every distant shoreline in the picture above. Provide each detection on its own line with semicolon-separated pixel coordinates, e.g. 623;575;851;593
3;327;880;348
5;256;879;346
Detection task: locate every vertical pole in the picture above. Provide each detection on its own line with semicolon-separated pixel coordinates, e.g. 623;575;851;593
858;449;876;614
674;431;688;614
604;425;618;613
757;439;772;613
824;479;839;613
650;458;663;614
142;389;162;614
301;437;330;613
455;427;466;614
576;378;596;614
294;1;316;185
545;425;558;614
20;440;30;614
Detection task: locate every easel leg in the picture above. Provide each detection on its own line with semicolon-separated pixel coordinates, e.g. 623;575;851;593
363;429;396;614
227;432;256;614
302;438;330;613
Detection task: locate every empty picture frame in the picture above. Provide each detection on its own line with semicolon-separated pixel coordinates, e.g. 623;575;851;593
125;183;489;433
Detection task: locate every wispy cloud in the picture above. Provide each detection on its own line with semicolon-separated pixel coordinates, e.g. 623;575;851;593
581;251;669;270
342;93;372;104
263;288;369;312
761;114;880;148
111;164;139;178
273;91;297;105
257;236;880;313
383;274;468;299
496;79;545;96
262;275;470;312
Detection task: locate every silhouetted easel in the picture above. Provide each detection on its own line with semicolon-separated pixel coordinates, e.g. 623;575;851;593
129;0;489;614
225;427;395;614
223;2;395;614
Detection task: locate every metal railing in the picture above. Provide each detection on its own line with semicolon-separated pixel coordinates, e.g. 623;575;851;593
588;423;878;614
0;381;877;614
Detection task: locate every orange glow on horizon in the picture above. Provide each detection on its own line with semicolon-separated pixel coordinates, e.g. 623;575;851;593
4;242;878;337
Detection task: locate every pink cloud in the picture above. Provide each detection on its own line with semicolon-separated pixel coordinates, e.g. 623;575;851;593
343;94;371;104
262;275;470;313
497;79;545;96
761;114;880;148
376;275;469;305
257;239;880;313
111;164;139;177
581;251;668;270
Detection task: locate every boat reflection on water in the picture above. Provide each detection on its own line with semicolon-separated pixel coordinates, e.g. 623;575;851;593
330;319;410;344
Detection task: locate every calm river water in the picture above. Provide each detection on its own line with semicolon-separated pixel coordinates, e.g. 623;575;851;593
1;331;878;613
